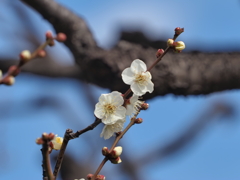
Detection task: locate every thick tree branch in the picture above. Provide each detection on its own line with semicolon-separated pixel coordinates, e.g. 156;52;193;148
20;0;240;98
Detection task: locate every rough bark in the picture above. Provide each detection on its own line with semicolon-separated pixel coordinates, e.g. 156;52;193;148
20;0;240;99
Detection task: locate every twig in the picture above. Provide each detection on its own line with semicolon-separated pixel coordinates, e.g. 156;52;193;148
53;129;73;178
53;118;102;178
42;138;54;180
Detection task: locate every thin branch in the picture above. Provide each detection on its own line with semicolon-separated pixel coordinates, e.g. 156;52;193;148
42;140;54;180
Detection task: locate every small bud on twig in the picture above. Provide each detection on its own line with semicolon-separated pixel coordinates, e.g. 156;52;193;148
134;118;143;124
2;76;15;86
173;41;185;53
45;31;53;39
156;49;164;58
167;39;174;47
35;138;44;145
102;147;109;156
20;50;31;63
109;146;122;158
175;27;184;35
110;156;122;164
87;174;93;180
141;103;149;110
37;50;46;57
96;175;105;180
56;33;67;42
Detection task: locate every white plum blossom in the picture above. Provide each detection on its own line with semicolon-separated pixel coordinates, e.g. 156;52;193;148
94;91;126;125
121;59;154;96
126;95;144;116
100;119;125;139
50;135;63;150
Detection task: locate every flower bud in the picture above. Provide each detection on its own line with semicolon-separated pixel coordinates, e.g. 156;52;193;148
35;138;44;145
156;49;164;58
50;135;63;150
3;76;15;86
37;50;46;57
110;146;122;158
110;156;122;164
141;103;149;110
87;174;93;180
174;41;185;51
8;66;20;77
96;175;106;180
42;132;49;140
175;27;184;35
134;118;143;124
45;31;53;39
102;147;109;156
20;50;31;63
48;40;55;46
167;39;174;47
56;33;67;42
48;133;55;140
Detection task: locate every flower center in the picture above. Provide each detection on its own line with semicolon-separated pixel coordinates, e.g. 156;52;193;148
135;73;147;85
104;103;116;114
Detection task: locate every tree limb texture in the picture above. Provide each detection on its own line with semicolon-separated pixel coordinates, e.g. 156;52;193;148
21;0;240;98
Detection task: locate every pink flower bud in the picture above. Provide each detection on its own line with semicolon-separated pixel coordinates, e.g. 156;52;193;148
56;33;67;42
156;49;164;58
96;175;106;180
35;138;44;145
134;118;143;124
45;31;53;39
175;27;184;35
37;50;46;57
141;103;149;110
110;156;122;164
87;174;93;180
48;133;55;140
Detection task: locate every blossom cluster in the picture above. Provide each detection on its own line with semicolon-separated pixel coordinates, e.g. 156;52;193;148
94;59;153;139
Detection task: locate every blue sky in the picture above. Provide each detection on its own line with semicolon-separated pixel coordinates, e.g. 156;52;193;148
0;0;240;180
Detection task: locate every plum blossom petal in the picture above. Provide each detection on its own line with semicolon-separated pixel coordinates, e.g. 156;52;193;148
126;95;144;116
94;91;126;125
121;59;154;96
100;119;125;139
50;135;63;150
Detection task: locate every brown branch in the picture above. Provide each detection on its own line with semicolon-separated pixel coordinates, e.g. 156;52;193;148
20;0;240;99
41;138;54;180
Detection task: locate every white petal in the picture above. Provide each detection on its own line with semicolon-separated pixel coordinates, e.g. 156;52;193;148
131;82;145;96
144;71;152;79
100;119;125;139
130;59;147;73
99;93;109;103
122;68;134;85
94;103;104;119
145;80;154;93
100;125;114;139
102;114;116;125
114;106;126;118
126;105;134;116
110;91;124;106
130;94;139;104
